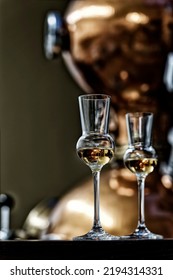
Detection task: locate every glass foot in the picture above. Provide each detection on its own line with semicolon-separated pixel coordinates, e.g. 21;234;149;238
73;228;119;241
120;227;163;240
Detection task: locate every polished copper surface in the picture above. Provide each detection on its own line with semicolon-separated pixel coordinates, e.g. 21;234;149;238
25;0;173;240
62;0;173;155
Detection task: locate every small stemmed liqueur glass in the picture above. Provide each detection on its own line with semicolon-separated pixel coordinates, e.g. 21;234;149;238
73;94;119;240
122;112;163;239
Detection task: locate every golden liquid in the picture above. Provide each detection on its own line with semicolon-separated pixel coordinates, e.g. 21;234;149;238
77;147;114;167
125;158;157;176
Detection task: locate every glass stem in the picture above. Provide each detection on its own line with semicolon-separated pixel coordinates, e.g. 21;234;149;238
92;171;102;229
136;175;146;229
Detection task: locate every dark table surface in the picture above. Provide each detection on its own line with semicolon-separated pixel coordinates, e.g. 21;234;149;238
1;239;173;260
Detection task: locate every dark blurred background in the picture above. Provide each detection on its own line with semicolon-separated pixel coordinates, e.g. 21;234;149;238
0;0;90;230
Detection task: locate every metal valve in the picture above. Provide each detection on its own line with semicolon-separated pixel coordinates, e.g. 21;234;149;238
44;11;69;60
0;193;14;240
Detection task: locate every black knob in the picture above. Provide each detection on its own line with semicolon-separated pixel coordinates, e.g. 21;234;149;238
0;193;14;208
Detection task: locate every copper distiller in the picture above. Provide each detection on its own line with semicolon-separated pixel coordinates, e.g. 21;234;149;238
23;0;173;240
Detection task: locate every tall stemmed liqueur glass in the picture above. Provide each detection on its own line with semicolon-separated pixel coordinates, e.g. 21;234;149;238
73;94;119;240
122;112;163;239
